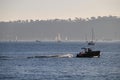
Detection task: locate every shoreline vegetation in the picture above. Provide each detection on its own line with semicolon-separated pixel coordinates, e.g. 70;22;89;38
0;15;119;23
0;15;120;41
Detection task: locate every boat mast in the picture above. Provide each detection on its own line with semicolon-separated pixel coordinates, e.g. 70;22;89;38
15;36;18;42
91;28;95;41
85;34;88;42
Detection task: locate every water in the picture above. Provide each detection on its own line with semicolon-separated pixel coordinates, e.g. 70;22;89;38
0;41;120;80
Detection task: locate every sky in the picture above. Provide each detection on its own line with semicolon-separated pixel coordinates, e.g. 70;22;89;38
0;0;120;21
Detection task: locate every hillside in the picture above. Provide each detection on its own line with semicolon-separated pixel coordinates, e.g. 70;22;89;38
0;16;120;41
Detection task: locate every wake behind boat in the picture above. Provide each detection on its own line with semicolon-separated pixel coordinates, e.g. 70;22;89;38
27;53;73;58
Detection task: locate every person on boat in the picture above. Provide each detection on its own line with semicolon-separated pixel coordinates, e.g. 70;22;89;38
80;48;92;54
79;50;84;55
88;48;92;52
84;48;88;53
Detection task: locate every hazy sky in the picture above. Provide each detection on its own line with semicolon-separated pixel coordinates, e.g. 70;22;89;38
0;0;120;21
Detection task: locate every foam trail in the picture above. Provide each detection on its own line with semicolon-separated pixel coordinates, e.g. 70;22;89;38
56;54;73;58
27;54;74;58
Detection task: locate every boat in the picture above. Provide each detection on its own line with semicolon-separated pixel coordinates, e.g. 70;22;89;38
88;41;95;45
36;40;41;43
76;48;100;58
88;28;95;45
55;33;62;42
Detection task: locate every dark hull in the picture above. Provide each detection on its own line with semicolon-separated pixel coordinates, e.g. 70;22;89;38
88;41;95;45
76;51;100;58
88;42;95;45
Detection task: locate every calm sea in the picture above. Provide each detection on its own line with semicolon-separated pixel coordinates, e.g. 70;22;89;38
0;41;120;80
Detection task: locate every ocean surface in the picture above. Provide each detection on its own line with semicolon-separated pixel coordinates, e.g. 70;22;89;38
0;41;120;80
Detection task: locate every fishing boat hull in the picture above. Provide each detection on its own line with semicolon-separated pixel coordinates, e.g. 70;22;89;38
76;51;100;58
